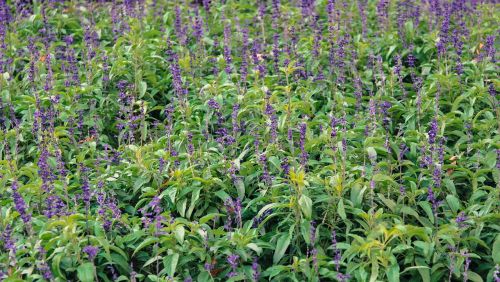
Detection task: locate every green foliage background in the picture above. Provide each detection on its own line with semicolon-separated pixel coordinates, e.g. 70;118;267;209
0;0;499;281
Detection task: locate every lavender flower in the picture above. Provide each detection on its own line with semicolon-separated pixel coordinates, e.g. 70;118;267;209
428;118;438;145
232;103;240;135
240;28;249;83
281;157;290;177
11;181;31;224
192;11;204;43
223;23;232;74
259;153;272;186
252;258;260;281
455;212;468;228
309;221;316;245
166;41;186;104
187;132;195;155
204;261;214;272
227;254;239;277
493;265;500;282
83;245;99;261
37;248;53;281
462;251;471;282
1;224;15;259
208;99;220;110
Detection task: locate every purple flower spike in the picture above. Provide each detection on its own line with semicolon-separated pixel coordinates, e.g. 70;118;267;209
83;245;99;261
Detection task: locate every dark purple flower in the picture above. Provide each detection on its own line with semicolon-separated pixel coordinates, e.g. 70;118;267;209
337;273;351;282
252;257;260;281
455;212;468;228
208;99;220;110
462;251;471;282
83;245;99;261
427;184;441;219
281;157;290;177
204;261;213;272
428;118;438;145
38;260;53;280
232;104;240;135
227;254;239;277
223;23;232;74
252;208;272;228
493;265;500;282
309;221;316;245
399;143;409;161
165;42;187;106
240;28;249;83
174;6;186;45
192;11;204;43
1;224;15;256
11;181;31;224
259;153;272;186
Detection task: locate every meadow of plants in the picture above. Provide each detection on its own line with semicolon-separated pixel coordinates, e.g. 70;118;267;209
0;0;499;281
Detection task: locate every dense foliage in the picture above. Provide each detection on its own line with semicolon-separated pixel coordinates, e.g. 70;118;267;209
0;0;499;281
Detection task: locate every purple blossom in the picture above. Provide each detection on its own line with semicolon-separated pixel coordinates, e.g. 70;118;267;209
462;251;471;282
224;197;242;230
240;28;249;83
174;6;186;45
226;254;239;277
11;181;31;224
455;212;468;228
38;260;53;280
1;224;15;257
252;208;272;228
223;23;232;74
428;118;438;145
232;103;240;135
204;261;214;272
259;153;272;186
281;157;290;177
187;132;195;155
493;265;500;282
192;11;204;43
252;258;260;281
309;221;316;245
399;143;409;161
166;42;186;104
208;99;220;110
83;245;99;261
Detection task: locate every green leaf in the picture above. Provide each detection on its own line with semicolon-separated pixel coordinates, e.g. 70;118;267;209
273;232;291;264
386;263;400;282
132;237;159;256
174;225;185;243
446;195;460;213
493;234;500;264
466;271;483;282
139;81;147;98
337;199;347;220
366;147;377;161
369;258;379;282
299;195;312;219
200;213;222;224
415;259;430;282
165;253;179;277
77;262;95;282
235;177;245;199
